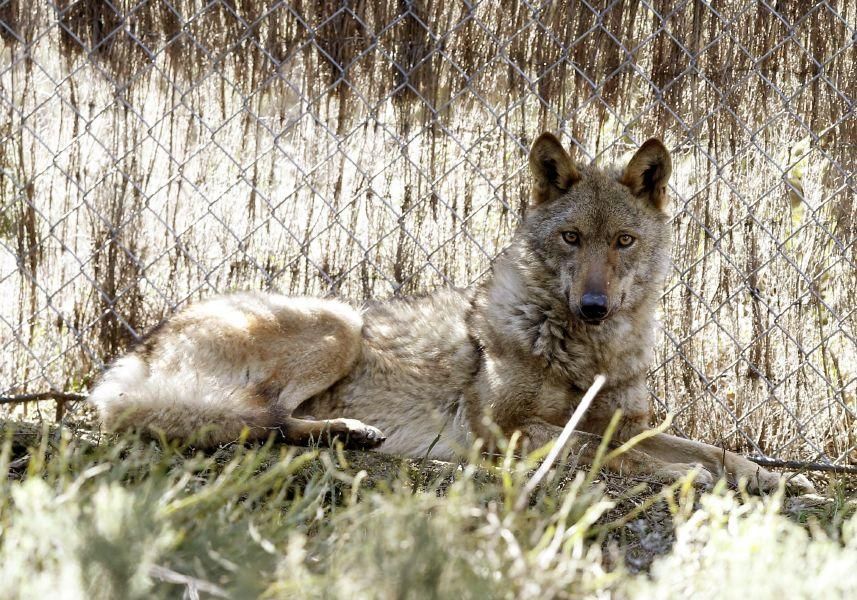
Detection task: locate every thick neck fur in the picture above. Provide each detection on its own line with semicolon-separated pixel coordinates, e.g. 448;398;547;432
474;240;662;389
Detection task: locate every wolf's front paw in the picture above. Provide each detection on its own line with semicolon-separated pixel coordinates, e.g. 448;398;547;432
654;462;715;488
328;418;387;450
740;466;815;495
782;472;816;495
739;465;780;494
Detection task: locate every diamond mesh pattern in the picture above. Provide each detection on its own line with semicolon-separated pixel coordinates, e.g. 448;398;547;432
1;1;854;464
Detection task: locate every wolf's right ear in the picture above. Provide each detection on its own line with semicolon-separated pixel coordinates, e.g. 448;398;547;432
529;133;581;205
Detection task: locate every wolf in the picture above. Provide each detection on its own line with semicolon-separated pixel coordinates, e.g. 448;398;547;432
89;133;813;494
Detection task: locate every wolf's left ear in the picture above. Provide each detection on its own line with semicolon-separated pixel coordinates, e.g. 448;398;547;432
620;138;672;210
529;133;581;205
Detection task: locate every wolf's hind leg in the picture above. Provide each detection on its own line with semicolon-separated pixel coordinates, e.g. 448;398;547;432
248;298;387;449
90;295;380;448
97;395;385;449
258;297;365;412
279;417;386;450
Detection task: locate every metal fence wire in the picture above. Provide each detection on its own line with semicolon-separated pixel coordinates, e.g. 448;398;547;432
0;1;854;466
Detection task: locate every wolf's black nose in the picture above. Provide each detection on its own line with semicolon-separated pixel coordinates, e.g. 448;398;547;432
580;293;609;321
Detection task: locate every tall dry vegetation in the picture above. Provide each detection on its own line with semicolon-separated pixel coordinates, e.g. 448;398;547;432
0;1;854;462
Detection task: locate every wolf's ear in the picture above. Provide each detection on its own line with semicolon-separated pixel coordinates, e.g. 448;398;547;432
529;133;581;205
620;138;672;210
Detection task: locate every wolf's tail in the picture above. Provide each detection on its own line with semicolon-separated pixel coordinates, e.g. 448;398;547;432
88;354;276;445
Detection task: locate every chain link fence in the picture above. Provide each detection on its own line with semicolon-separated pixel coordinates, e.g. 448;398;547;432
1;1;854;466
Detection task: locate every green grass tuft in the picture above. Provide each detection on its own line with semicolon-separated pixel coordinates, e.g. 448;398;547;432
1;428;855;598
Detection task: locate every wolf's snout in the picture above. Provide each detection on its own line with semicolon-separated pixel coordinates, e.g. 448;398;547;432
579;292;609;322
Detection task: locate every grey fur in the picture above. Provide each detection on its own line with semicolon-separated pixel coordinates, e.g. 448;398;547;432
89;134;814;495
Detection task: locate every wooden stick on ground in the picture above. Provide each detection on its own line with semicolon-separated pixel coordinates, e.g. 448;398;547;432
0;391;87;405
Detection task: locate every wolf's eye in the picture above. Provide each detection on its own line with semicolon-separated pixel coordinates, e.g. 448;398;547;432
617;234;635;248
561;231;580;245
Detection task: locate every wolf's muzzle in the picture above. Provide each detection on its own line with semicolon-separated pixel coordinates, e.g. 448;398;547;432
579;292;609;323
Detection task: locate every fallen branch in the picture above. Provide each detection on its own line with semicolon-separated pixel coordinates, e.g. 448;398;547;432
0;391;87;405
749;456;857;475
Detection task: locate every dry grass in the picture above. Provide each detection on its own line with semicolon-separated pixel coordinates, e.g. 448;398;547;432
0;2;854;463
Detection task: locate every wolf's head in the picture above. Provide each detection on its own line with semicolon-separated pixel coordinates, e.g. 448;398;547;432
521;133;673;325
